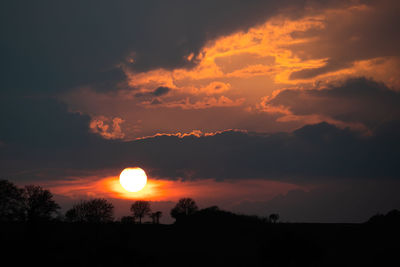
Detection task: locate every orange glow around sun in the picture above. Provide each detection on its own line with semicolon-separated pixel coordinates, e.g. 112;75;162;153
43;173;305;204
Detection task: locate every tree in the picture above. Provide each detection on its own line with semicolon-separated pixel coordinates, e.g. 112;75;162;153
155;211;162;224
24;185;60;222
0;180;25;222
120;216;135;224
150;211;162;224
170;198;198;221
367;209;400;225
65;198;114;223
130;200;151;224
269;213;279;223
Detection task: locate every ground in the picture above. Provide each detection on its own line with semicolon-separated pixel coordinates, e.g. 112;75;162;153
1;221;398;267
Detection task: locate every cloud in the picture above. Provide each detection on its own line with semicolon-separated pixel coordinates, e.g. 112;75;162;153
190;82;231;96
123;13;331;90
289;59;350;80
32;0;400;142
90;116;125;140
287;0;400;81
135;86;171;97
2;1;400;189
0;96;114;180
2;95;400;183
262;77;400;129
152;87;171;97
0;96;97;148
71;119;400;182
134;86;171;99
2;0;342;95
141;96;245;110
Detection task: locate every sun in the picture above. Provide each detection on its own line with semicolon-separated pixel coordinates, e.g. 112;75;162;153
119;167;148;192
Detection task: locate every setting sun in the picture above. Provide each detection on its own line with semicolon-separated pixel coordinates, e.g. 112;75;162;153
119;167;147;192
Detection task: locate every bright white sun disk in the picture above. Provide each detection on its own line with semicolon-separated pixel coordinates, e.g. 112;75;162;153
119;167;147;192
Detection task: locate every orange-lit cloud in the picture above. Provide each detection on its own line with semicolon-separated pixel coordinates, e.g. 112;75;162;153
123;14;327;90
122;2;399;96
135;129;246;140
90;116;125;140
189;81;231;96
141;95;245;110
62;1;400;141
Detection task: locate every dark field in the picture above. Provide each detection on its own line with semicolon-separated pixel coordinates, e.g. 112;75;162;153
1;222;398;267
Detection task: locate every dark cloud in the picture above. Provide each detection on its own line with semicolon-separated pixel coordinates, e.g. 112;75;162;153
152;87;170;97
87;68;128;93
0;97;95;147
287;0;400;79
0;96;114;177
289;59;350;80
135;87;171;98
0;0;351;95
1;94;400;183
267;77;400;128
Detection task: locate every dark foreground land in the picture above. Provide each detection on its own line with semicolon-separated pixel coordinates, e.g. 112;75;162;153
1;221;398;267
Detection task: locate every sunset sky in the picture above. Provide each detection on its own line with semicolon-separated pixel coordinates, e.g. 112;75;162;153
1;0;400;223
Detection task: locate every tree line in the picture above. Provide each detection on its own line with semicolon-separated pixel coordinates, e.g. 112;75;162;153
0;179;207;224
65;198;165;224
3;179;399;225
0;179;60;222
1;179;283;224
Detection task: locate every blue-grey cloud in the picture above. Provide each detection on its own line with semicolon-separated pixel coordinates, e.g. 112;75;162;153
267;77;400;129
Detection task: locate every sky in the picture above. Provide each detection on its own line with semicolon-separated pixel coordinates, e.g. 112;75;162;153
1;0;400;223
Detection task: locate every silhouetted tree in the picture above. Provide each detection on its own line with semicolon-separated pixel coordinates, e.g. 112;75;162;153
150;213;156;224
170;198;198;221
65;198;114;223
130;200;151;224
0;179;25;221
367;209;400;225
261;216;270;224
120;216;135;224
150;211;162;224
269;213;279;223
24;185;60;222
155;211;162;224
